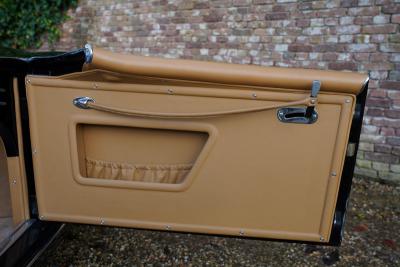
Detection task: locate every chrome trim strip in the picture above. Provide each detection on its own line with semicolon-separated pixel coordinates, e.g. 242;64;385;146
84;43;93;64
358;75;370;95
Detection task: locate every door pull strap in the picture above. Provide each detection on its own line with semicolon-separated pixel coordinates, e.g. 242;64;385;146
73;91;318;119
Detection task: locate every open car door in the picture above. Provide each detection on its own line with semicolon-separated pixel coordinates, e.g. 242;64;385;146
25;45;368;245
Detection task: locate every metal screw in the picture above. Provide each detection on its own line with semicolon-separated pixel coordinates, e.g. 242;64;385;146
93;83;98;89
331;172;337;177
310;99;316;104
12;179;16;185
26;79;31;84
100;219;105;225
167;89;173;94
32;149;37;155
320;236;325;241
166;225;171;230
239;230;245;236
345;99;351;103
39;215;44;220
252;93;257;98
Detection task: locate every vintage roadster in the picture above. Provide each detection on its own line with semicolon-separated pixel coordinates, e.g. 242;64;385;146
0;44;368;266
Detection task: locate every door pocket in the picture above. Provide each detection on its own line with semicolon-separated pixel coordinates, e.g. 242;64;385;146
85;158;193;184
75;124;209;185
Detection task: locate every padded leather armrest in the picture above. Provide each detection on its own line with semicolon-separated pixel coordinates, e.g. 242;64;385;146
87;47;368;95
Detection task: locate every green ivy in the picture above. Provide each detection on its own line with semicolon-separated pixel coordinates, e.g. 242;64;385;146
0;0;77;49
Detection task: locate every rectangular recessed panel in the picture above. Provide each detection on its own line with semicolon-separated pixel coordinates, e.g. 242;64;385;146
76;124;208;184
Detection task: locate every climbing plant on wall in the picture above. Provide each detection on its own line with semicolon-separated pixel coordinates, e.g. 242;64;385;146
0;0;77;49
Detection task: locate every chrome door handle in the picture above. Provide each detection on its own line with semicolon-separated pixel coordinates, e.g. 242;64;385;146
277;107;318;124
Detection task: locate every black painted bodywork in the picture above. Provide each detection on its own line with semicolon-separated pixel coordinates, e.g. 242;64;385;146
329;83;368;245
0;47;368;266
0;49;85;267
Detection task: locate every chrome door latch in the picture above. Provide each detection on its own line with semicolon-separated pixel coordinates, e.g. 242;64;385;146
73;96;94;109
305;80;321;118
277;80;321;124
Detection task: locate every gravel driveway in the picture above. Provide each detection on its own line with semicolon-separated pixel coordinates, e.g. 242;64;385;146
33;178;400;266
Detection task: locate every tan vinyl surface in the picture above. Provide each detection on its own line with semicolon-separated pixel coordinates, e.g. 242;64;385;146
25;50;365;242
88;47;368;95
12;79;30;223
0;80;30;227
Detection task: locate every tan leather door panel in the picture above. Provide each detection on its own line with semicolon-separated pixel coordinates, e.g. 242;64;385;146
25;49;367;243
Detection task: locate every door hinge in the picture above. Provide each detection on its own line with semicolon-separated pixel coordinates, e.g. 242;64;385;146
346;143;356;157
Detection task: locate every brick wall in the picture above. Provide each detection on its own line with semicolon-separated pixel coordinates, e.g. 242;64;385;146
45;0;400;183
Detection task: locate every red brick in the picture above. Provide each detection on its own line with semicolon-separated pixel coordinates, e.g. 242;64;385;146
204;10;224;22
393;146;400;156
272;5;289;12
365;152;399;163
353;53;370;61
314;44;345;52
368;80;380;89
296;19;310;27
362;24;398;34
375;0;394;5
388;91;400;99
323;52;338;61
393;14;400;24
354;16;373;25
298;1;312;10
193;2;210;9
367;98;391;108
265;12;288;20
362;62;393;71
375;144;392;153
382;4;400;14
380;81;400;90
337;25;360;34
324;18;338;26
380;43;400;52
369;89;387;98
340;0;358;8
328;61;357;70
385;110;400;119
348;7;380;16
252;0;274;4
347;44;377;52
390;34;400;43
288;44;312;52
387;137;400;146
372;118;400;128
370;53;390;62
311;1;328;10
393;100;400;109
233;0;251;7
367;108;384;116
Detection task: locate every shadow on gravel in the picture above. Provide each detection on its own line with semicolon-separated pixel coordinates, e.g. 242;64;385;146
33;178;399;266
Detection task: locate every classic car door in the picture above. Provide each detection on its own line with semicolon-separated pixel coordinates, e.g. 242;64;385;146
24;45;368;245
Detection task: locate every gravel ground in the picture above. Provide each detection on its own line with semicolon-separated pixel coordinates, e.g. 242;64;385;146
33;177;400;266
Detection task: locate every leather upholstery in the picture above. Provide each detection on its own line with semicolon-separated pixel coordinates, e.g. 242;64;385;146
88;47;368;95
25;47;365;242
